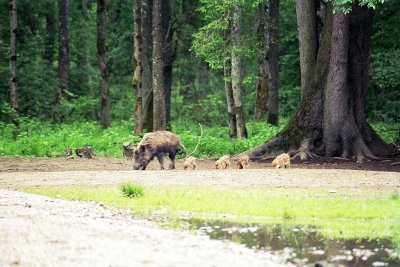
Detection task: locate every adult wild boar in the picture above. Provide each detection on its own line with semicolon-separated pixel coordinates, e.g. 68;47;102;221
133;131;185;170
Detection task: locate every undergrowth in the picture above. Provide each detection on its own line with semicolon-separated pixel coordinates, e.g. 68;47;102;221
0;117;397;158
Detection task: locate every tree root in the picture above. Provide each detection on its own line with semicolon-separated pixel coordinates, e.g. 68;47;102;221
291;138;322;160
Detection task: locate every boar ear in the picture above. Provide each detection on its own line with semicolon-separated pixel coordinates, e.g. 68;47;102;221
140;145;146;152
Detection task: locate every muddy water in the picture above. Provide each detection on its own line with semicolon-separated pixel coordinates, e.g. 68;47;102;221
188;219;400;267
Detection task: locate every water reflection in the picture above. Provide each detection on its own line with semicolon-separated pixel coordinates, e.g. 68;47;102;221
188;218;400;267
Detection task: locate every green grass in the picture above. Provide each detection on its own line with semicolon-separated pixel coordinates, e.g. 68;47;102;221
23;185;400;221
21;185;400;241
120;182;144;198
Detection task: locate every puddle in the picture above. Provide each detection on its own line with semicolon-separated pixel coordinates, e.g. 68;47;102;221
188;218;400;266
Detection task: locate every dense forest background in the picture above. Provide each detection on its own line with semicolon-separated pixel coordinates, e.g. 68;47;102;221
0;0;399;131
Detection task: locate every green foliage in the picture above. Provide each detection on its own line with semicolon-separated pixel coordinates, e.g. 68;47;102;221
1;117;397;158
120;182;144;198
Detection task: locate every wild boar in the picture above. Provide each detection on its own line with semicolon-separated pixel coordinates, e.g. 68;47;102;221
215;155;231;169
271;153;291;169
183;156;197;170
237;155;250;169
133;131;185;170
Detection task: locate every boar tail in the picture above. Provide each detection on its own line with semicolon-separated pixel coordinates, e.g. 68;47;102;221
178;142;186;152
185;123;203;159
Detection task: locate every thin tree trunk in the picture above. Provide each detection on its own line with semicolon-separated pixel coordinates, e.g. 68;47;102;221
44;1;56;64
57;0;69;104
9;0;19;136
97;0;110;128
152;0;166;131
224;12;236;138
82;0;95;120
225;58;236;139
133;0;143;136
266;0;279;125
231;1;247;138
162;0;174;128
254;3;268;121
142;0;153;132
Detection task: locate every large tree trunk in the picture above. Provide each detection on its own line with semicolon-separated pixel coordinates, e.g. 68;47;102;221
240;3;394;160
97;0;110;128
231;1;247;139
57;0;69;104
133;0;143;136
9;0;19;135
152;0;166;131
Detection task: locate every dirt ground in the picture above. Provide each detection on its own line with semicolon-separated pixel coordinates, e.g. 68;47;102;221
0;156;399;267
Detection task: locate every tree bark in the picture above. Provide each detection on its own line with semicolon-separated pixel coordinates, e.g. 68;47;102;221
133;0;143;136
9;0;19;133
152;0;166;131
231;1;247;139
57;0;69;104
97;0;110;128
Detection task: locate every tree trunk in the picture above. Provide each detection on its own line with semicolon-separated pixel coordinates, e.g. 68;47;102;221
152;0;166;131
97;0;110;128
296;0;318;98
57;0;69;104
9;0;19;135
44;1;56;64
141;0;153;133
82;0;95;120
231;1;247;139
254;3;268;121
225;58;236;139
133;0;143;136
224;13;236;138
266;0;279;126
240;3;394;160
162;0;174;128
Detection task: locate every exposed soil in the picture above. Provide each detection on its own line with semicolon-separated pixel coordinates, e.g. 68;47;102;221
0;156;399;267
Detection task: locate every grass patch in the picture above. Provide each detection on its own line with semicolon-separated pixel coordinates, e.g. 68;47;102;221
119;182;144;198
23;185;400;221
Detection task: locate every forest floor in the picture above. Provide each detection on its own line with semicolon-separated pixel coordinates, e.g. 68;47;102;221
0;156;399;267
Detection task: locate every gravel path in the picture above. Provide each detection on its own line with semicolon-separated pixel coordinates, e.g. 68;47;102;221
0;189;291;267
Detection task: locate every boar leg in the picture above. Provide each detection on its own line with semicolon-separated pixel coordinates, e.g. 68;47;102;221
156;154;165;170
168;152;176;170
